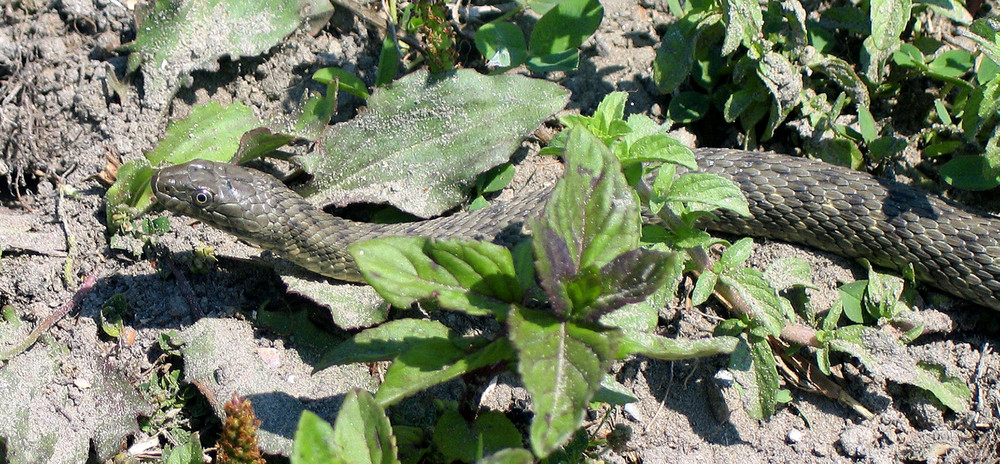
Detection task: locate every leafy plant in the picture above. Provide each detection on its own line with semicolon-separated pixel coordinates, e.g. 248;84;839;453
474;0;604;73
316;117;741;457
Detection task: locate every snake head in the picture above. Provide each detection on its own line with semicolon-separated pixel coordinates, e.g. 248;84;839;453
151;160;292;240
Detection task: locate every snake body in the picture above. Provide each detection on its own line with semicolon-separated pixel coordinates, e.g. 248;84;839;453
150;149;1000;311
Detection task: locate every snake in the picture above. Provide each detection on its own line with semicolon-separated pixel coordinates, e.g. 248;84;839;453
150;148;1000;312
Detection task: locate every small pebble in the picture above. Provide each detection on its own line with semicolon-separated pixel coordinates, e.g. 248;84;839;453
787;428;803;443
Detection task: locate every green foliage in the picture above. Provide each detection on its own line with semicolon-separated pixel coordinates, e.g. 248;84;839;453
331;98;742;456
649;1;1000;191
408;0;457;73
474;0;603;73
291;390;398;464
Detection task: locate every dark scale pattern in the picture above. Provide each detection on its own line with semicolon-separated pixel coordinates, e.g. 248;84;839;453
152;152;1000;311
695;148;1000;310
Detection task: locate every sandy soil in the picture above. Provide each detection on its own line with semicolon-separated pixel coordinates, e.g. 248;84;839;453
0;0;998;462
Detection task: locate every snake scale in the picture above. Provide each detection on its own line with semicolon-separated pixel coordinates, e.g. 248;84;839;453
150;148;1000;311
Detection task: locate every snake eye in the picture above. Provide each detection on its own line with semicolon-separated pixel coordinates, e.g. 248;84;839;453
192;188;213;206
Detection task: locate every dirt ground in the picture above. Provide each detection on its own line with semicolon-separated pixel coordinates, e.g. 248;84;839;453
0;0;999;462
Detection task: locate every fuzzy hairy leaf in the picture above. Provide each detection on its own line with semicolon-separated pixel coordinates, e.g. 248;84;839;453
618;331;739;360
350;237;521;317
508;308;616;457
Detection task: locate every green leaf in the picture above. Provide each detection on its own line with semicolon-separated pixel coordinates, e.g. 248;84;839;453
967;16;1000;66
622;135;696;168
667;91;710;124
313;67;371;99
292;411;340;464
858;105;877;143
862;0;912;82
532;128;641;317
479;448;535;464
719;267;788;337
233;127;296;164
376;34;399;87
654;10;719;93
960;74;1000;140
728;332;780;419
127;0;332;108
691;269;718;306
315;319;455;370
764;257;816;291
940;155;1000;190
721;0;763;55
805;54;870;107
295;83;339;139
757;51;803;140
617;331;739;360
839;280;868;323
586;249;678;319
433;409;523;462
349;237;521;317
476;163;517;194
296;69;569;218
916;0;972;24
105;102;259;230
332;390;399;464
475;22;528;73
528;0;603;56
163;434;204;464
526;49;580;72
927;49;973;78
508;307;616;457
377;338;514;406
665;173;752;217
718;237;753;270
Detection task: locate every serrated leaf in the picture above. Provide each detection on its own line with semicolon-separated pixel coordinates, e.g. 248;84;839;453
128;0;332;108
728;333;780;419
376;338;514;407
315;319;454;370
349;237;520;317
586;249;678;319
508;308;616;457
719;267;788;337
295;70;568;217
667;172;751;217
617;331;739;360
532;127;641;317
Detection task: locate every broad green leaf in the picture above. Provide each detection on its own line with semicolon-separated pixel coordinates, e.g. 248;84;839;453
940;155;1000;190
728;332;780;419
296;70;569;218
105;102;258;230
858;105;877;143
691;269;718;306
508;308;616;457
127;0;332;108
863;261;905;318
475;22;528;73
960;74;1000;140
349;237;521;317
928;49;974;77
376;338;514;406
838;280;868;323
666;173;751;217
163;434;203;464
433;409;522;462
314;319;454;370
585;249;678;319
617;331;739;360
820;6;870;34
528;0;603;56
719;267;788;337
313;67;370;99
476;163;517;194
331;390;399;464
234;127;296;164
862;0;912;82
594;375;639;404
295;82;339;139
532;128;641;317
653;11;719;93
718;237;753;270
721;0;764;56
